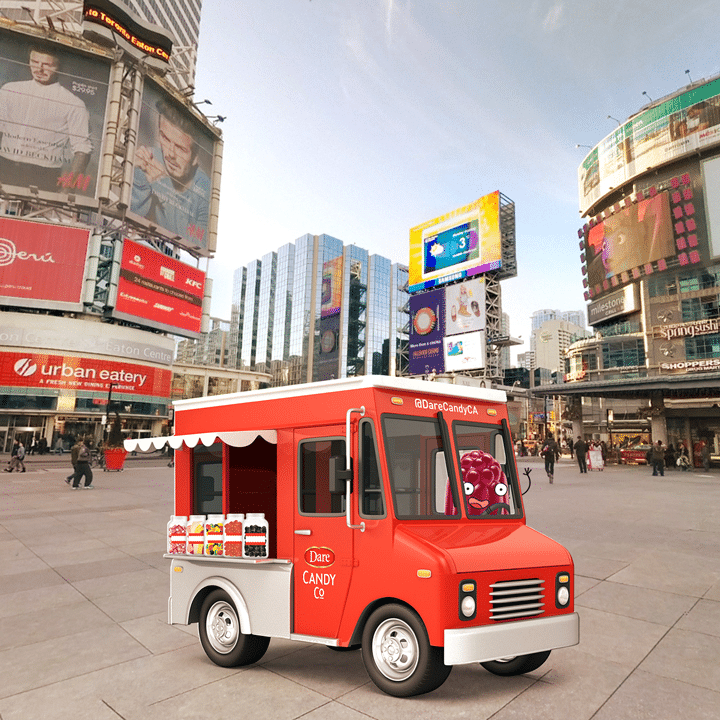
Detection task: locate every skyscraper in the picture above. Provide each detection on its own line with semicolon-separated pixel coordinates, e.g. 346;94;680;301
229;234;409;386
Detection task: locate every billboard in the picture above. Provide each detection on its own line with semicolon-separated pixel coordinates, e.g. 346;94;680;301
0;350;171;397
579;76;720;214
702;156;720;260
113;239;205;336
443;331;485;372
129;80;215;254
408;289;445;375
0;218;89;310
0;30;110;199
445;278;485;336
321;256;343;317
579;173;706;300
409;192;501;293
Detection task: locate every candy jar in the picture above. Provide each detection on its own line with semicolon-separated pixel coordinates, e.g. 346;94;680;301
167;516;187;554
243;513;268;559
187;515;205;555
224;514;245;557
205;514;224;556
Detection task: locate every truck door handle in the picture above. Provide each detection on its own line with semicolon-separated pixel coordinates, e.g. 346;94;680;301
294;529;312;536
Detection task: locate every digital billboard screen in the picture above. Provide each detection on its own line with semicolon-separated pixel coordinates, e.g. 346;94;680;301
443;331;485;372
0;30;110;199
409;191;501;293
114;239;205;336
584;192;675;291
579;75;720;214
445;278;485;337
0;218;89;310
130;80;215;254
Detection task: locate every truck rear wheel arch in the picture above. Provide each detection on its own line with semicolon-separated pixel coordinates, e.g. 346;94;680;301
187;578;251;635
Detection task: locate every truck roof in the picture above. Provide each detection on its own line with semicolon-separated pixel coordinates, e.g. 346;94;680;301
173;375;506;413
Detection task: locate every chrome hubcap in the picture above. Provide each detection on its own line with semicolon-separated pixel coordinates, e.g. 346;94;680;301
206;601;239;654
372;618;419;681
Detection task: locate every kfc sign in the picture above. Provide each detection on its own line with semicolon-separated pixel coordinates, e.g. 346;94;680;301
0;218;89;309
0;351;171;397
114;239;205;336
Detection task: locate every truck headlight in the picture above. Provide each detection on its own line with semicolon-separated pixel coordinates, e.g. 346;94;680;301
555;572;571;608
458;580;477;620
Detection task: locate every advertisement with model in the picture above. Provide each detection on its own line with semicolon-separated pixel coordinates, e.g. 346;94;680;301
0;217;90;310
113;239;205;337
0;30;110;198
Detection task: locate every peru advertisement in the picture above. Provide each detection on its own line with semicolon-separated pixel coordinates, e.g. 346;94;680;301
0;218;89;310
114;238;205;336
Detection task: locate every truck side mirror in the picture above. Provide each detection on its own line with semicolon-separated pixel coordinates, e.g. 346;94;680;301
329;456;353;494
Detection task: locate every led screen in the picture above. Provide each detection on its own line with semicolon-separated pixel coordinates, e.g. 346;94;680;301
585;193;675;289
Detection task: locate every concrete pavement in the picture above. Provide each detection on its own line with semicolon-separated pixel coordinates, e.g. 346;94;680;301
0;455;719;719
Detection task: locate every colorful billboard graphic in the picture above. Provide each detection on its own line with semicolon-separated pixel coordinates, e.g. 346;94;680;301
0;218;89;310
0;350;171;397
0;30;110;198
321;256;343;317
130;80;215;254
114;239;205;336
579;76;720;214
409;192;501;292
443;331;485;372
408;289;445;375
445;278;485;337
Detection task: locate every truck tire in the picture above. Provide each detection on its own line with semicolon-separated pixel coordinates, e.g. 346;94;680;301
480;650;551;676
198;589;270;667
361;604;451;697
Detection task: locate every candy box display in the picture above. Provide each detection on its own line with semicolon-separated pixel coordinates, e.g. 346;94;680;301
186;515;205;555
205;514;224;556
224;514;245;557
167;516;187;554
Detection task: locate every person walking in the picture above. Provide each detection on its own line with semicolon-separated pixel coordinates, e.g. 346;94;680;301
5;440;26;472
651;440;665;477
574;436;588;474
66;440;81;484
542;436;559;483
69;438;93;489
701;440;711;471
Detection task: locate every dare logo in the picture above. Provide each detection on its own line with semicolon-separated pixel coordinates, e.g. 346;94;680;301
304;546;335;568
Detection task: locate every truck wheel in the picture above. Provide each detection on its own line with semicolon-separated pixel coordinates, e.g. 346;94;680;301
481;650;551;676
361;604;451;697
198;589;270;667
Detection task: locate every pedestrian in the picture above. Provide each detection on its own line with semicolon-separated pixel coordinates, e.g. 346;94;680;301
574;436;588;474
5;439;26;472
651;440;665;477
677;443;690;471
664;443;676;469
38;437;47;455
568;436;575;459
69;438;93;489
542;436;559;483
519;439;527;457
66;439;80;484
701;441;710;471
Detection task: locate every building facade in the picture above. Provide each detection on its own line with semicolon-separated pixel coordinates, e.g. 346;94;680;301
563;73;720;460
531;317;589;377
229;234;409;386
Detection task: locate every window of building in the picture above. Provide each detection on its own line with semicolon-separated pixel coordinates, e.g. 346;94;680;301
681;296;720;322
685;333;720;360
648;274;677;297
602;339;645;369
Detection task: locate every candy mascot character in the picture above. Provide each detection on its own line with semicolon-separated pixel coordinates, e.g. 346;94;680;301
445;450;509;516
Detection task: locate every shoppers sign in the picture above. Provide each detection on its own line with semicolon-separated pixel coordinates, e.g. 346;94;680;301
0;218;89;310
0;351;171;397
114;239;205;336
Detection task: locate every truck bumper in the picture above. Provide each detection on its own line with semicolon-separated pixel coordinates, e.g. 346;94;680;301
444;612;579;665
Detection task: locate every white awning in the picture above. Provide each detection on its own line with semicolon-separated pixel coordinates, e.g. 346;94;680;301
124;430;277;452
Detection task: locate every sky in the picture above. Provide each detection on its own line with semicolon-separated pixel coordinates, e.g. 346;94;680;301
192;0;720;362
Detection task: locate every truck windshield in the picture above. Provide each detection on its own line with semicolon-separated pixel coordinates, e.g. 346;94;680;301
382;415;461;519
452;421;522;519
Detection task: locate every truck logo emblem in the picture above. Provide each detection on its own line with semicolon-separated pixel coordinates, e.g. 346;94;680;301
304;546;335;568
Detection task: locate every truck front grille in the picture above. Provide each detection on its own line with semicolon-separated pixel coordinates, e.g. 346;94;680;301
489;578;545;621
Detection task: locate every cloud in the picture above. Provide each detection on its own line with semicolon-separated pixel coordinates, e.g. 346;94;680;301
542;1;564;32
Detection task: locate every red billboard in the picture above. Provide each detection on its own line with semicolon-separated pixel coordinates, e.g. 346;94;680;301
0;218;89;309
114;238;205;336
0;350;171;397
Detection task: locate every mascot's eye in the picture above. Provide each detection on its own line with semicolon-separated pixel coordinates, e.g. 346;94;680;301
464;482;474;496
494;483;508;497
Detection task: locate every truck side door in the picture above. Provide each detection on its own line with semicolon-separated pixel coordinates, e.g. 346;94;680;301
293;425;355;639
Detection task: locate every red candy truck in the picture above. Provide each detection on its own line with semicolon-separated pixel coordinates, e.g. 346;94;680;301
127;376;578;697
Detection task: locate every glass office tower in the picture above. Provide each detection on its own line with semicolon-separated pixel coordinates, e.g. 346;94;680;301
230;234;408;387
